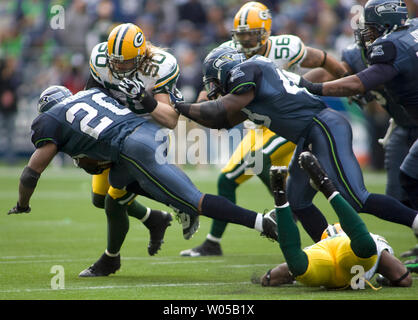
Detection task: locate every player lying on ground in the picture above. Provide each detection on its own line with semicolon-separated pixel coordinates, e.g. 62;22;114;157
258;155;411;288
7;85;278;277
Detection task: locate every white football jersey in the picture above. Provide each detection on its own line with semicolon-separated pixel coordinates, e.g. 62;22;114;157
221;34;307;72
89;42;180;115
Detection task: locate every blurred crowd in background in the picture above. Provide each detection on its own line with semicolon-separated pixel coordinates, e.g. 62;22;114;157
0;0;417;166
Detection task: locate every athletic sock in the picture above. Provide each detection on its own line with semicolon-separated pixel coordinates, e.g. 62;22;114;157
207;174;239;239
201;194;258;229
362;193;418;227
105;195;129;255
275;203;309;277
292;204;328;242
328;192;376;258
126;200;148;220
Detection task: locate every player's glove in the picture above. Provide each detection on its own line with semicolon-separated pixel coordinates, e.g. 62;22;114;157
8;202;31;215
118;78;146;101
118;77;158;113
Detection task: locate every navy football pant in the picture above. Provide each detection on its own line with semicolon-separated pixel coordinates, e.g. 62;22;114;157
288;108;368;211
385;126;418;202
287;108;417;230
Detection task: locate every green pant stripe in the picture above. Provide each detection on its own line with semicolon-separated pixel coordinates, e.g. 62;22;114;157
120;154;198;213
313;118;363;208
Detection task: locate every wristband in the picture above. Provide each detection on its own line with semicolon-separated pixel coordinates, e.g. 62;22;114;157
320;50;327;67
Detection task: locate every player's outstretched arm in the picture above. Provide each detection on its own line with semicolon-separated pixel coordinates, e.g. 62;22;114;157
301;47;348;79
175;90;253;129
8;143;57;214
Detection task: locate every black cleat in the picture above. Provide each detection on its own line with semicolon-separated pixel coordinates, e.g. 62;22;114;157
176;212;200;240
79;253;121;277
400;244;418;258
144;210;173;256
269;166;288;206
179;239;223;257
261;209;278;241
298;151;336;198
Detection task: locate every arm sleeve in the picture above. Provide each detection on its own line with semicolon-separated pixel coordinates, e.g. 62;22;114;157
356;63;399;91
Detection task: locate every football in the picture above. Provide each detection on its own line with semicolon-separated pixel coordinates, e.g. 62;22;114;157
73;156;112;175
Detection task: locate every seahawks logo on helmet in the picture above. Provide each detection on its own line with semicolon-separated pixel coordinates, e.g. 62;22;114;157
212;53;235;70
375;2;399;16
133;32;144;48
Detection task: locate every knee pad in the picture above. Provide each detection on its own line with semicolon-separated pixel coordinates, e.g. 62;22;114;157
92;193;105;209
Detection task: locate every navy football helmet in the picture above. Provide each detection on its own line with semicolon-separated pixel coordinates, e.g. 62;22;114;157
202;46;245;100
361;0;408;46
37;85;72;113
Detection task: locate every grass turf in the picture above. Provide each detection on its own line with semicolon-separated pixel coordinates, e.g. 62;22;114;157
0;165;417;301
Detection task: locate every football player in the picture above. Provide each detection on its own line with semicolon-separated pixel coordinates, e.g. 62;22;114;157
297;0;418;254
173;45;418;242
259;158;411;289
180;1;348;257
83;23;195;271
8;85;279;277
302;19;418;259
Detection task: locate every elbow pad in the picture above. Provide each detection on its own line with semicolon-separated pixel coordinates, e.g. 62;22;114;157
20;166;41;189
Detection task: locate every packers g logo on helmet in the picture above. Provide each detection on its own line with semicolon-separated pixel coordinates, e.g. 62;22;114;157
107;23;147;79
232;2;272;57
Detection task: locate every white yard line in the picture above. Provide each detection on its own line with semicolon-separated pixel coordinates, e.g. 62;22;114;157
0;281;250;294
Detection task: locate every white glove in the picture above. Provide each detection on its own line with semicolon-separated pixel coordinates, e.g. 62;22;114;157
378;118;397;148
118;78;146;101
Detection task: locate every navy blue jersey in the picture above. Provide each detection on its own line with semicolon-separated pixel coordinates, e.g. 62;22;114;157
225;55;326;143
342;43;417;128
367;18;418;121
31;88;147;161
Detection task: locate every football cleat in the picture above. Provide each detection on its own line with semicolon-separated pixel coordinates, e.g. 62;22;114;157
176;212;200;240
79;253;121;277
298;151;336;198
261;209;278;241
269;166;288;206
180;239;223;257
143;210;173;256
400;244;418;258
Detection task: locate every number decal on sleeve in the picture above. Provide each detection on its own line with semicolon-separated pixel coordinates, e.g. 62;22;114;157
274;37;290;59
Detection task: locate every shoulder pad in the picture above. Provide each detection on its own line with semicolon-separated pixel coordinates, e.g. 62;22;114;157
268;35;307;70
226;61;260;95
89;42;108;85
150;50;180;93
367;41;397;64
